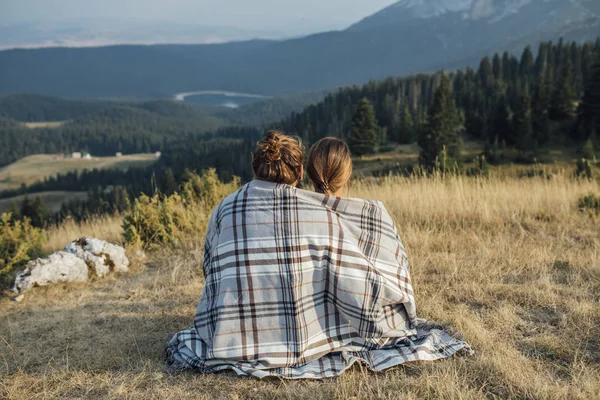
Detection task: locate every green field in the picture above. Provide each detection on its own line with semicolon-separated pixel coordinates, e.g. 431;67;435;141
0;190;88;214
0;153;159;192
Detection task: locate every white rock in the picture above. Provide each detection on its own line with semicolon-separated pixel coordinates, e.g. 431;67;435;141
11;251;89;293
64;237;129;277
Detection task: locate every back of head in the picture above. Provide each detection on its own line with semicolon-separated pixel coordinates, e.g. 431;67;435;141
252;130;304;186
307;137;352;195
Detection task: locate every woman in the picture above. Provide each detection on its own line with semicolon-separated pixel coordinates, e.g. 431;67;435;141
166;131;471;379
306;136;352;197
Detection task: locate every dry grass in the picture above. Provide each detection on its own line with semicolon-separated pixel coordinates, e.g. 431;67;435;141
44;215;125;253
0;154;159;191
1;174;599;399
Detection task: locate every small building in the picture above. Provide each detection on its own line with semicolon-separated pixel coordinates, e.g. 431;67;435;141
72;152;82;159
82;153;92;160
115;152;123;157
155;151;162;158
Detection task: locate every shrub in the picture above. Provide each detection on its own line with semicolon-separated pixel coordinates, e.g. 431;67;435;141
122;169;240;250
0;213;47;285
577;193;600;215
465;155;489;177
575;158;594;180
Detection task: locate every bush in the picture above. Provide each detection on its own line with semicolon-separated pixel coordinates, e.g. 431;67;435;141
577;193;600;215
122;169;240;250
0;213;47;285
575;158;594;180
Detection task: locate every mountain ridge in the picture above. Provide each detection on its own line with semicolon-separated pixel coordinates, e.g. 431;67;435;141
0;0;598;99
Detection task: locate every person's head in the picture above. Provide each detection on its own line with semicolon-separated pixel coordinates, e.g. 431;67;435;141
307;137;352;197
252;130;304;186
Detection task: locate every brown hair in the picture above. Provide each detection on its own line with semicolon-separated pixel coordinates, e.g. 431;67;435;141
307;137;352;195
252;130;304;185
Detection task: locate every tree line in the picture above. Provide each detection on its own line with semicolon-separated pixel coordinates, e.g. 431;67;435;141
2;38;599;225
277;38;599;157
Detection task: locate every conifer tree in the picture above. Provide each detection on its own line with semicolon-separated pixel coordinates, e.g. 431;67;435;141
550;60;576;120
160;168;178;195
478;57;494;88
532;74;550;144
578;61;600;139
418;75;462;171
489;93;512;144
513;86;534;152
520;46;535;77
492;53;503;82
396;105;414;144
348;97;378;156
581;138;596;160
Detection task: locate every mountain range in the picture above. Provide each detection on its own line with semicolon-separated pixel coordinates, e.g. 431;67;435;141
0;19;294;50
0;0;598;99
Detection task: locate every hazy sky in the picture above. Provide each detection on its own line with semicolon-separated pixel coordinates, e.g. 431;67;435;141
0;0;397;31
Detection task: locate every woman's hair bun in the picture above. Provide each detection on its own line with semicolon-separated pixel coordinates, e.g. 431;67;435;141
252;130;304;185
262;131;282;164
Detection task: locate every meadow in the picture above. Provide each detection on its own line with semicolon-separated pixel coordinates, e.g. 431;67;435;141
0;153;159;192
0;172;599;399
0;191;88;214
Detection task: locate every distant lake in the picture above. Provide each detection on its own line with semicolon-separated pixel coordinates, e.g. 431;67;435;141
174;90;271;108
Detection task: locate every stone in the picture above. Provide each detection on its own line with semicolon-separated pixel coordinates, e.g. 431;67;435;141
11;251;89;293
64;237;129;277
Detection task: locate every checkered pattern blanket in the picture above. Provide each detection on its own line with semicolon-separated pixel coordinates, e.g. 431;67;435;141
166;180;472;379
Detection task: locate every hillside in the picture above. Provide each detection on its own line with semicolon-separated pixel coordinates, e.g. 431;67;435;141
0;90;329;166
0;154;159;192
0;0;598;99
0;94;107;122
0;191;88;214
1;175;599;398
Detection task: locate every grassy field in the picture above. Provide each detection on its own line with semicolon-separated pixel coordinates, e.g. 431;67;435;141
1;173;599;399
0;153;159;192
22;121;67;129
0;190;88;214
352;143;584;177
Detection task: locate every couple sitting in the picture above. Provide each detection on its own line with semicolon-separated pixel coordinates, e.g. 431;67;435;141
166;131;471;379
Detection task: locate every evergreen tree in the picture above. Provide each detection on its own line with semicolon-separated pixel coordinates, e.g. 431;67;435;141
489;93;512;144
396;105;414;144
478;57;494;88
520;45;535;77
492;53;503;82
418;75;462;170
581;138;596;160
532;74;550;144
8;201;20;222
512;86;535;152
550;60;576;120
348;97;378;156
578;61;600;140
19;195;48;227
160;168;178;195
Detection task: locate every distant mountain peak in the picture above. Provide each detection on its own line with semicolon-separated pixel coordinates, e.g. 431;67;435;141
349;0;599;31
389;0;475;19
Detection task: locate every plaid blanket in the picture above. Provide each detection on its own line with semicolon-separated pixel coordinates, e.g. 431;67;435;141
166;180;472;379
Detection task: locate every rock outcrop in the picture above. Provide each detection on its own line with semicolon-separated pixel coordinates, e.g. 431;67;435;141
12;251;89;293
64;237;129;277
11;237;130;295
